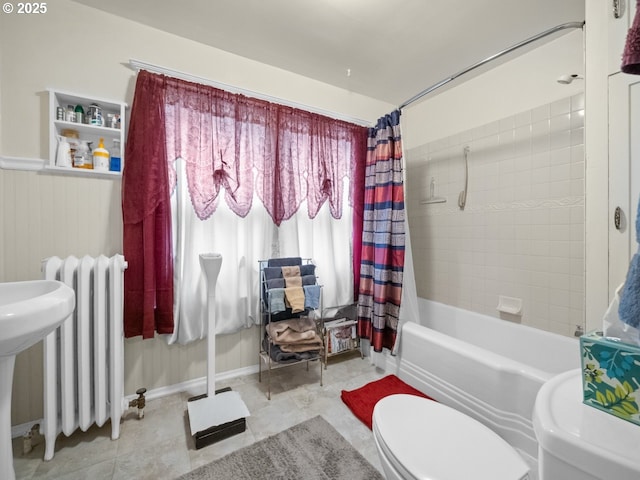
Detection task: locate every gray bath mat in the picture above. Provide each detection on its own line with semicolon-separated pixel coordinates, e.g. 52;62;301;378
176;415;383;480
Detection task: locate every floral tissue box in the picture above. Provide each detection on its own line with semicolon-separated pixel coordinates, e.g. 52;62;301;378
581;330;640;426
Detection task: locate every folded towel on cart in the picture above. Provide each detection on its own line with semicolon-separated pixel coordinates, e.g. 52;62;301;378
285;275;302;287
301;275;316;286
282;265;301;278
262;336;319;363
279;340;323;353
268;257;302;267
266;278;285;289
264;267;283;280
304;285;321;309
268;288;286;313
266;317;317;340
284;286;305;313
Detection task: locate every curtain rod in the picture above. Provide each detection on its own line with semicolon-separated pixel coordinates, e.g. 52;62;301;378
127;59;372;127
398;21;585;110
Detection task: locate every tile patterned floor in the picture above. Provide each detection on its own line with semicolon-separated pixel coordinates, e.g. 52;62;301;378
12;353;385;480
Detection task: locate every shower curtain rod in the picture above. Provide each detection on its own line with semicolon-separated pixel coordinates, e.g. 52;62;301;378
398;21;585;110
127;59;372;127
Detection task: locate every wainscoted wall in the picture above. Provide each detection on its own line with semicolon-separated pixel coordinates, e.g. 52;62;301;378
0;169;218;421
405;93;585;336
1;167;260;426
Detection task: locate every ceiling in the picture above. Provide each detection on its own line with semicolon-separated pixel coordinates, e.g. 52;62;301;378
71;0;585;106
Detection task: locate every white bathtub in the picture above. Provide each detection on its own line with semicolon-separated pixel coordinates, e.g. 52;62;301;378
397;298;580;461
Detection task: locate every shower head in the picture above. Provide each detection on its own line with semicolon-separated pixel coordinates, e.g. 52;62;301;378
557;74;583;85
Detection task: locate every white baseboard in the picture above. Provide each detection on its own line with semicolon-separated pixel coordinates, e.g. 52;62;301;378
12;363;260;439
124;363;260;404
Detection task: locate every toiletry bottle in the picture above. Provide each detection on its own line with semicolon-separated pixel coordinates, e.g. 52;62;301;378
93;137;110;172
110;139;121;172
65;105;76;123
73;140;91;169
56;136;72;167
74;104;84;124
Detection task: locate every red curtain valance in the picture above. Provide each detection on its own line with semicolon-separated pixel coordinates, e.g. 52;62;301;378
162;73;367;225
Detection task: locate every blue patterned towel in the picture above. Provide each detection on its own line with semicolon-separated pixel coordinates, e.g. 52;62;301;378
619;196;640;328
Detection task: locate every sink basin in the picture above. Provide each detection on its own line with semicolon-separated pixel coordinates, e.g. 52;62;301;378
0;280;75;357
0;279;75;480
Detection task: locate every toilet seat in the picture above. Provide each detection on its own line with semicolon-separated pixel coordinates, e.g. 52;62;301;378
372;394;530;480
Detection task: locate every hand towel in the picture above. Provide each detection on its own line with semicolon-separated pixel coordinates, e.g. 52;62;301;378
304;285;321;309
268;288;286;314
300;264;316;276
302;274;316;286
268;257;302;267
284;286;305;313
619;194;640;328
281;265;301;278
263;267;282;280
266;278;285;289
622;0;640;74
285;275;302;287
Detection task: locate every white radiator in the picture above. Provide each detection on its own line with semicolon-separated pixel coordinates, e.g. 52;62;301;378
41;254;127;461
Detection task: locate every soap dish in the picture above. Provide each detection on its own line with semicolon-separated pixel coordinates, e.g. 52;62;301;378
496;295;523;315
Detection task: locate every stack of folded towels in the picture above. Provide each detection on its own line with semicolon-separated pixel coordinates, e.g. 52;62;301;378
263;317;323;363
264;264;321;314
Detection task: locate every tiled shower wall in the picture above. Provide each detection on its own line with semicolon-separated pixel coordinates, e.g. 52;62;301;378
405;93;585;337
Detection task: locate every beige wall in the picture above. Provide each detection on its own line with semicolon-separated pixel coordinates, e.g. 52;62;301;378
0;1;392;426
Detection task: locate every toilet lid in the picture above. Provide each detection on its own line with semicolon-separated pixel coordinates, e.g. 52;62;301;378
372;394;529;480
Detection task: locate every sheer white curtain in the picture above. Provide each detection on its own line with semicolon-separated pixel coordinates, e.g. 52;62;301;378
166;161;354;345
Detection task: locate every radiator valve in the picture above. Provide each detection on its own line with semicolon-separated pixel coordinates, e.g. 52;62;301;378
129;387;147;419
22;423;40;455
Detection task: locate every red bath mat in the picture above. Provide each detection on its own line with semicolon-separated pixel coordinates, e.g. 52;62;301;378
340;374;434;429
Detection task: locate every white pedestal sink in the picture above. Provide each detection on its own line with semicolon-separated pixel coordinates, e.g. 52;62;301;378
0;280;75;480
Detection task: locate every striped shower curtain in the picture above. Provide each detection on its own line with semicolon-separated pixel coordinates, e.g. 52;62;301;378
357;110;405;352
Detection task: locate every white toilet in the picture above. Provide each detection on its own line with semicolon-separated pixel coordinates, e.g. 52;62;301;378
372;394;530;480
533;369;640;480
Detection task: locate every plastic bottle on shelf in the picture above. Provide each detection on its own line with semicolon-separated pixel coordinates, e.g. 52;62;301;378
109;139;121;172
73;140;92;169
93;137;110;172
74;104;84;124
56;136;72;167
65;105;76;123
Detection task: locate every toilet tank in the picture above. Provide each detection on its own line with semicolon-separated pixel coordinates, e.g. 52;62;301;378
534;369;640;480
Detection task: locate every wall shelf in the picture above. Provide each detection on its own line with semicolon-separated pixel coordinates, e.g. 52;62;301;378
48;89;126;177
